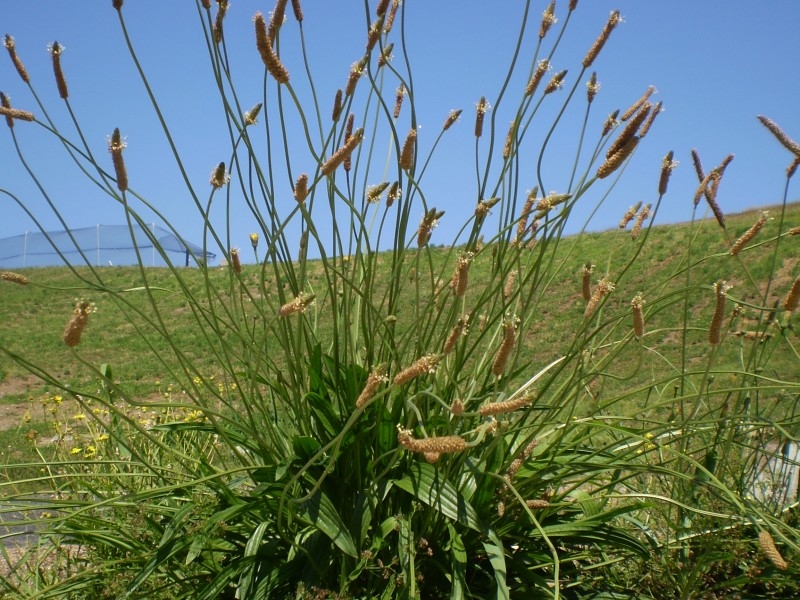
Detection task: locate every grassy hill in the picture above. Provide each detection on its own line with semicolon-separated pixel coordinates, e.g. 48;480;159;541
2;202;799;404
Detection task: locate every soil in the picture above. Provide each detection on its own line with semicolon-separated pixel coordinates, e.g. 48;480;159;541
0;375;77;431
0;374;41;399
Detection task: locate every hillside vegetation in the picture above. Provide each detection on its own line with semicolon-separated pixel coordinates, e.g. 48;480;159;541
2;203;799;404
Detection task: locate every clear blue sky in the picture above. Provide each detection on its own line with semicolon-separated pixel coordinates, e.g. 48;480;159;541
2;1;799;265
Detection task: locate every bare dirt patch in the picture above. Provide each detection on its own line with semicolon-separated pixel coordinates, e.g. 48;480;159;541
0;375;41;400
0;375;47;432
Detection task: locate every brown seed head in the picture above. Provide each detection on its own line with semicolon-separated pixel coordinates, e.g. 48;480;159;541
583;10;622;68
585;277;615;319
254;13;290;84
331;89;343;122
383;0;401;33
631;293;645;338
620;85;655;122
343;113;355;171
474;96;489;138
504;270;518;300
376;0;390;16
112;0;123;9
716;154;735;175
268;0;288;40
321;127;364;176
631;203;652;240
730;211;767;256
480;394;531;417
582;263;594;302
449;398;465;416
423;452;441;464
507;439;538;481
62;300;94;347
444;317;468;355
384;0;400;33
638;101;662;138
393;354;441;386
213;0;229;43
1;271;29;285
397;428;467;454
693;155;729;227
691;148;706;183
393;84;405;119
606;102;650;159
534;192;570;219
229;247;242;273
387;181;401;207
4;35;30;83
757;115;800;157
492;317;518;377
758;530;789;570
279;292;315;317
513;189;537;244
294;173;309;203
525;59;550;97
474;197;499;219
601;109;620;137
783;275;800;313
366;18;383;52
586;72;600;104
544;69;568;95
788;155;800;179
109;128;128;192
366;182;390;204
526;499;551;510
378;42;394;67
597;136;639;179
399;128;416;170
659;151;676;195
709;280;730;345
48;41;68;99
0;92;13;128
0;105;35;125
619;201;642;229
693;170;716;205
355;365;387;408
539;1;557;39
298;231;309;261
450;252;473;298
443;108;462;131
417;208;444;247
705;179;725;228
345;58;367;97
290;0;303;22
503;119;518;159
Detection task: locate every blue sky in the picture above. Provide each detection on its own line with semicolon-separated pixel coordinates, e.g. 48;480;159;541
2;1;799;265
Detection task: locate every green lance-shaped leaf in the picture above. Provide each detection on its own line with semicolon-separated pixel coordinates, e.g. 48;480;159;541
299;488;358;557
394;462;484;532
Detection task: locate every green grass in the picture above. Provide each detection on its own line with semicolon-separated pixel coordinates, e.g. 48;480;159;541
3;202;798;405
